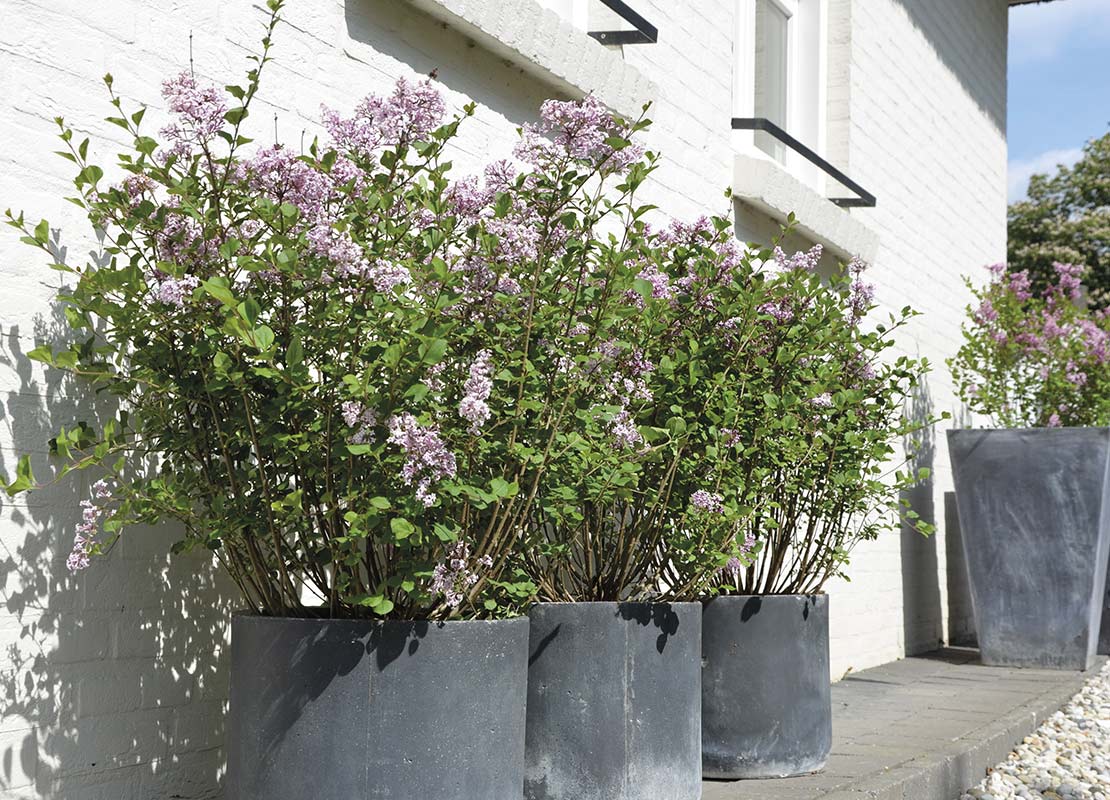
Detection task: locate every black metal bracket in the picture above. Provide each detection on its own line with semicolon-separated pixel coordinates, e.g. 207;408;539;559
588;0;658;45
731;117;876;208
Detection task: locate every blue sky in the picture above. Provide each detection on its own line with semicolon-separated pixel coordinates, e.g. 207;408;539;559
1008;0;1110;202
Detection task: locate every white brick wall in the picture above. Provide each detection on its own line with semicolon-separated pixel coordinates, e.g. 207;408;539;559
0;0;1007;796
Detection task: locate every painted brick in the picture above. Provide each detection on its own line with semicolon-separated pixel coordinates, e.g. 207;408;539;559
0;0;1009;796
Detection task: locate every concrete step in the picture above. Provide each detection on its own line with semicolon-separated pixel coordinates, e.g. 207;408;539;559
702;647;1104;800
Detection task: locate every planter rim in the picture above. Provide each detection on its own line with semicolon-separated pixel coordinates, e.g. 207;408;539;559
702;592;827;600
947;426;1110;434
528;600;701;607
231;611;526;626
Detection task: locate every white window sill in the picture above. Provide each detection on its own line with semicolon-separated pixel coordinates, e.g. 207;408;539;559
732;152;879;262
405;0;657;119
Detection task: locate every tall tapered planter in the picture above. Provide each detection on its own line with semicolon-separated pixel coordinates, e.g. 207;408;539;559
524;602;701;800
226;614;529;799
948;428;1110;670
701;594;831;779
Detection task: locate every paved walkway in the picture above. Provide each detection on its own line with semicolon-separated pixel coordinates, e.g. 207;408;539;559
703;648;1105;800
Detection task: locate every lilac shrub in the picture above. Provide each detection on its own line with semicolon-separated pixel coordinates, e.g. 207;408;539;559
950;262;1110;427
3;1;658;619
523;211;933;600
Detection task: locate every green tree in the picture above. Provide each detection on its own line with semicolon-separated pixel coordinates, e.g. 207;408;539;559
1008;131;1110;307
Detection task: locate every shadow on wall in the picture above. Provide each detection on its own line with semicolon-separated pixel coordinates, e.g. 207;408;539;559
342;0;554;133
900;375;943;655
891;0;1007;134
0;240;237;798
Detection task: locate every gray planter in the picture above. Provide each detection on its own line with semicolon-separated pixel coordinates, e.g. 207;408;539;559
524;602;701;800
225;614;529;799
948;428;1110;670
701;594;831;779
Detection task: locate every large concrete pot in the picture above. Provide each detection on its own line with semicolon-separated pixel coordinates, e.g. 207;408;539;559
524;602;701;800
701;594;831;779
948;428;1110;670
226;614;529;799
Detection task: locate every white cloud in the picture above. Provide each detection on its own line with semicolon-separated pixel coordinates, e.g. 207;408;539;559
1010;0;1110;65
1007;146;1083;202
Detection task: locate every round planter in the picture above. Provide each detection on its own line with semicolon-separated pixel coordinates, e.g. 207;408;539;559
225;613;529;800
948;428;1110;670
701;594;831;779
524;602;701;800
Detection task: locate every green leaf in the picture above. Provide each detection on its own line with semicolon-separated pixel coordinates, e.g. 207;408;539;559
252;325;275;351
390;517;415;540
286;334;304;370
420;338;448;364
201;277;236;307
5;455;35;496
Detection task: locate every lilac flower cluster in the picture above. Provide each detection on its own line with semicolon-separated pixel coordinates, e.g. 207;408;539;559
847;256;875;321
458;349;494;434
342;401;379;445
773;244;823;273
155;274;200;307
160;72;228;158
322;76;445;157
691;490;724;514
386;414;457;507
719;534;758;581
430;540;493;608
68;479;113;573
515;94;643;174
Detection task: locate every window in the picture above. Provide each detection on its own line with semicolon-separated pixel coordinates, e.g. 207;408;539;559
754;0;791;160
735;0;827;189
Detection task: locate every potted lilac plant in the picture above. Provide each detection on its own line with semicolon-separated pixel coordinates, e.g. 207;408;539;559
591;224;931;781
2;3;655;797
684;242;931;780
948;262;1110;669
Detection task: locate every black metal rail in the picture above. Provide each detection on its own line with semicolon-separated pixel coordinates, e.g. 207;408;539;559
588;0;658;44
731;117;876;208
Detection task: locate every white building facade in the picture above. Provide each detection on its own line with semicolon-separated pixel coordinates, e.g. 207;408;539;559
0;0;1017;796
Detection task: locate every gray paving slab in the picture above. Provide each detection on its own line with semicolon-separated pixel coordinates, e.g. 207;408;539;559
702;647;1104;800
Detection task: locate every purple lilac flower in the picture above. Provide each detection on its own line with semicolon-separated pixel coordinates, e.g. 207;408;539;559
240;144;333;220
307;225;368;277
847;259;875;320
974;299;998;325
1047;412;1062;428
758;298;793;323
459;349;494;434
68;479;113;573
445;174;493;219
1079;319;1109;364
1053;262;1085;302
387;413;457;507
1008;270;1033;301
155;274;200;307
515;94;643;173
322;77;446;156
637;262;673;300
366;260;411;293
609;409;643;449
987;262;1007;279
720;428;742;447
773;244;823;272
424;362;446;396
1065;361;1088;387
160;72;228;157
155;204;219;267
810;393;834;408
430;540;494;608
342;401;379;445
691;490;724;514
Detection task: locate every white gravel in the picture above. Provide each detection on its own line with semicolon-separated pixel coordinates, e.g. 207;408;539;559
962;661;1110;800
